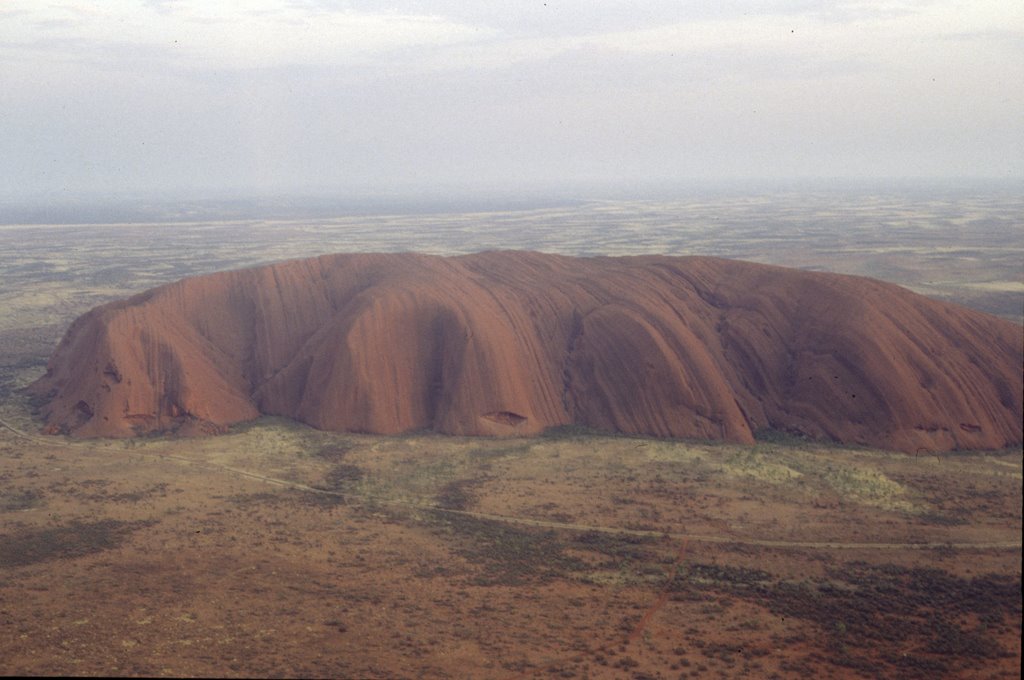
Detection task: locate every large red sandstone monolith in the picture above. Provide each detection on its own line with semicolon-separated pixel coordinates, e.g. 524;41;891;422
29;252;1023;452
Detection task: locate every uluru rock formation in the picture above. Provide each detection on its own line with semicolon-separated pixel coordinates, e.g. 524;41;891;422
29;251;1023;452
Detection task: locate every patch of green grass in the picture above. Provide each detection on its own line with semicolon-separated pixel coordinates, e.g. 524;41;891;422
318;463;364;491
0;488;43;512
435;478;480;511
673;559;1021;675
540;424;606;441
87;482;169;504
466;442;533;460
917;511;968;526
225;415;317;437
427;512;585;586
313;441;356;462
0;519;155;568
752;428;815;448
572;530;660;563
718;448;804;484
818;463;917;512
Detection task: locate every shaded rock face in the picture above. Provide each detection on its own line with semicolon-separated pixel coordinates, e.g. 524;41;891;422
30;252;1023;452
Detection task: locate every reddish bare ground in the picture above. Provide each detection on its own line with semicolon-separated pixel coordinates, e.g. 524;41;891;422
29;252;1022;452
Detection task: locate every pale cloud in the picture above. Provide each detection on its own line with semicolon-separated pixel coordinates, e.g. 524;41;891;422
4;0;1020;76
0;0;1021;197
594;3;1023;68
1;0;492;70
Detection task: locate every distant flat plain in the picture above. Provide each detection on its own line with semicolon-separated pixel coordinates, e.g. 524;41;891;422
1;187;1021;371
0;187;1021;677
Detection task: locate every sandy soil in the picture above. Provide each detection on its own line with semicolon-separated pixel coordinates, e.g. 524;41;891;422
1;402;1019;679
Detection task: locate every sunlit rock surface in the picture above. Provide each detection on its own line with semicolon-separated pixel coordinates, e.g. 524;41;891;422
30;251;1022;452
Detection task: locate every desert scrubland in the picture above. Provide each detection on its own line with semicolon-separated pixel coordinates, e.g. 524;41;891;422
1;191;1021;678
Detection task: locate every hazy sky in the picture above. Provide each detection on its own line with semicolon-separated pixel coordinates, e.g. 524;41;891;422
2;0;1022;199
